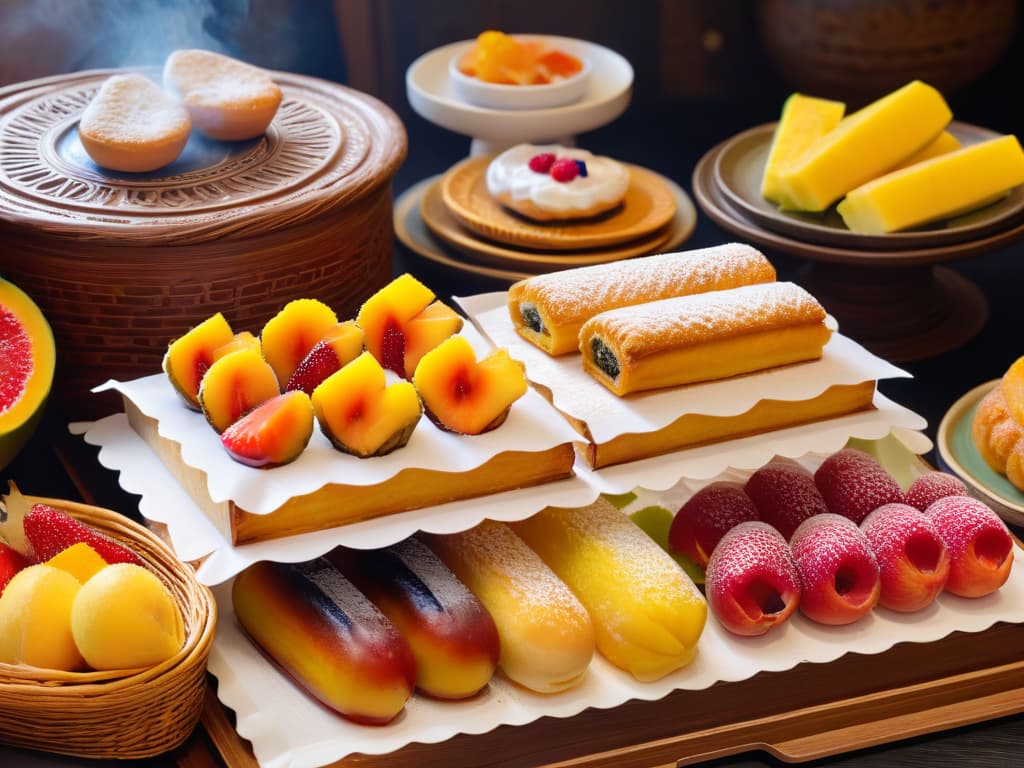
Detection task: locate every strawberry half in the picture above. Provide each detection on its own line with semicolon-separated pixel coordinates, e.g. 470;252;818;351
0;542;29;595
23;504;143;565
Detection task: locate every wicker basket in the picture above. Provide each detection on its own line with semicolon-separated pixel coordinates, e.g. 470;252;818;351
0;69;406;420
0;497;217;759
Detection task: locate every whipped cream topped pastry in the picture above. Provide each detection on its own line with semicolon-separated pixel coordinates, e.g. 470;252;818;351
486;143;631;221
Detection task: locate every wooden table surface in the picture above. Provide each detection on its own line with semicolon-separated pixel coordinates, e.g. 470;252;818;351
3;89;1024;767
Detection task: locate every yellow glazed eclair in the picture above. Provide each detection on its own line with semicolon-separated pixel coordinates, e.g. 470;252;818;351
579;281;831;396
506;243;776;355
511;499;707;682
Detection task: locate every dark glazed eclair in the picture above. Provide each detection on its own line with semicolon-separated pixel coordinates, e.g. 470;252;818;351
329;538;500;699
232;558;416;725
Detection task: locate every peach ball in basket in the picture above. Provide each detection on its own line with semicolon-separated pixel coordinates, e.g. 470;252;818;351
0;488;217;760
449;32;592;110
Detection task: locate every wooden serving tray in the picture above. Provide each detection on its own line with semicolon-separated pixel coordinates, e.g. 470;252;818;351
199;618;1024;767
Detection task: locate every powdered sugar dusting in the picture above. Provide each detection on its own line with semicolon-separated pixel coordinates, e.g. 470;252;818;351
429;521;589;621
391;537;478;610
297;557;388;626
510;243;774;328
790;513;878;591
79;74;191;144
745;460;828;539
905;472;968;511
524;500;705;607
582;281;826;359
925;496;1010;559
675;482;759;554
861;503;940;563
706;521;798;606
814;448;906;524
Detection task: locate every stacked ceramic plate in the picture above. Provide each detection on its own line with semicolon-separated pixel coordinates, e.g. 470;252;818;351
395;156;697;283
693;120;1024;260
691;120;1024;362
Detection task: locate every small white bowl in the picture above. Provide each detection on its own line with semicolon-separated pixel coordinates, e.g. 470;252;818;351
448;35;592;110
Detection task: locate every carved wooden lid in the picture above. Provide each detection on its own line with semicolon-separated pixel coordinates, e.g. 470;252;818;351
0;68;406;244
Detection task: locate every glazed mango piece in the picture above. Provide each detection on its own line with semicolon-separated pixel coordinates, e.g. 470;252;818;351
404;301;464;378
412;335;527;435
198;348;280;432
163;312;234;409
890;130;960;171
261;299;339;387
212;330;261;359
837;135;1024;234
286;321;365;395
776;80;952;211
312;352;422;458
356;274;461;378
220;390;315;467
761;93;845;204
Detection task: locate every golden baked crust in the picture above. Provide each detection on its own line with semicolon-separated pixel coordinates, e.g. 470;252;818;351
972;384;1024;491
507;243;776;355
579;281;830;396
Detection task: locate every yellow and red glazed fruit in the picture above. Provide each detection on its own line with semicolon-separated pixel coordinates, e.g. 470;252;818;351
412;335;527;435
311;352;422;458
285;321;365;395
459;31;584;85
356;274;463;378
163;312;234;410
220;390;314;467
212;330;261;359
261;299;339;387
198;348;280;433
232;558;417;724
329;539;500;700
404;301;464;379
0;278;56;470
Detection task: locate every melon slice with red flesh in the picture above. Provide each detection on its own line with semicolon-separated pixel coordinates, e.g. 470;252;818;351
412;335;527;435
221;390;314;467
261;299;339;388
0;279;55;471
312;352;422;458
162;312;235;409
285;321;365;395
198;348;280;433
357;274;463;378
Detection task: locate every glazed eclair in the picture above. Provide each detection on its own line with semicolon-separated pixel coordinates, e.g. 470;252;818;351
506;243;776;355
579;281;831;396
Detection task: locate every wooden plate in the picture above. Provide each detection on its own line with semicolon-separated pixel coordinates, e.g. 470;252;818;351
394;178;532;282
421;174;695;270
440;155;678;250
937;379;1024;527
713;121;1024;250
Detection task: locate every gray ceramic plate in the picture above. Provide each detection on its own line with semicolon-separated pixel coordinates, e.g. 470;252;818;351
713;121;1024;250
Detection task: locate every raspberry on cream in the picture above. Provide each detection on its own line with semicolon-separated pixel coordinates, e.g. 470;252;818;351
486;143;630;221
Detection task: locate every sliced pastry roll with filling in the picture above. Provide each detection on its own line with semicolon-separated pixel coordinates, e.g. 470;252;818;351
579;281;832;396
506;243;776;355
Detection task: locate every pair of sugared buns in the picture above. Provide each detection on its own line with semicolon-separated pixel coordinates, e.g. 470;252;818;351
78;49;281;172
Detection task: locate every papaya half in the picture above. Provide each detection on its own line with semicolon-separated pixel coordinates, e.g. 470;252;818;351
0;278;56;470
